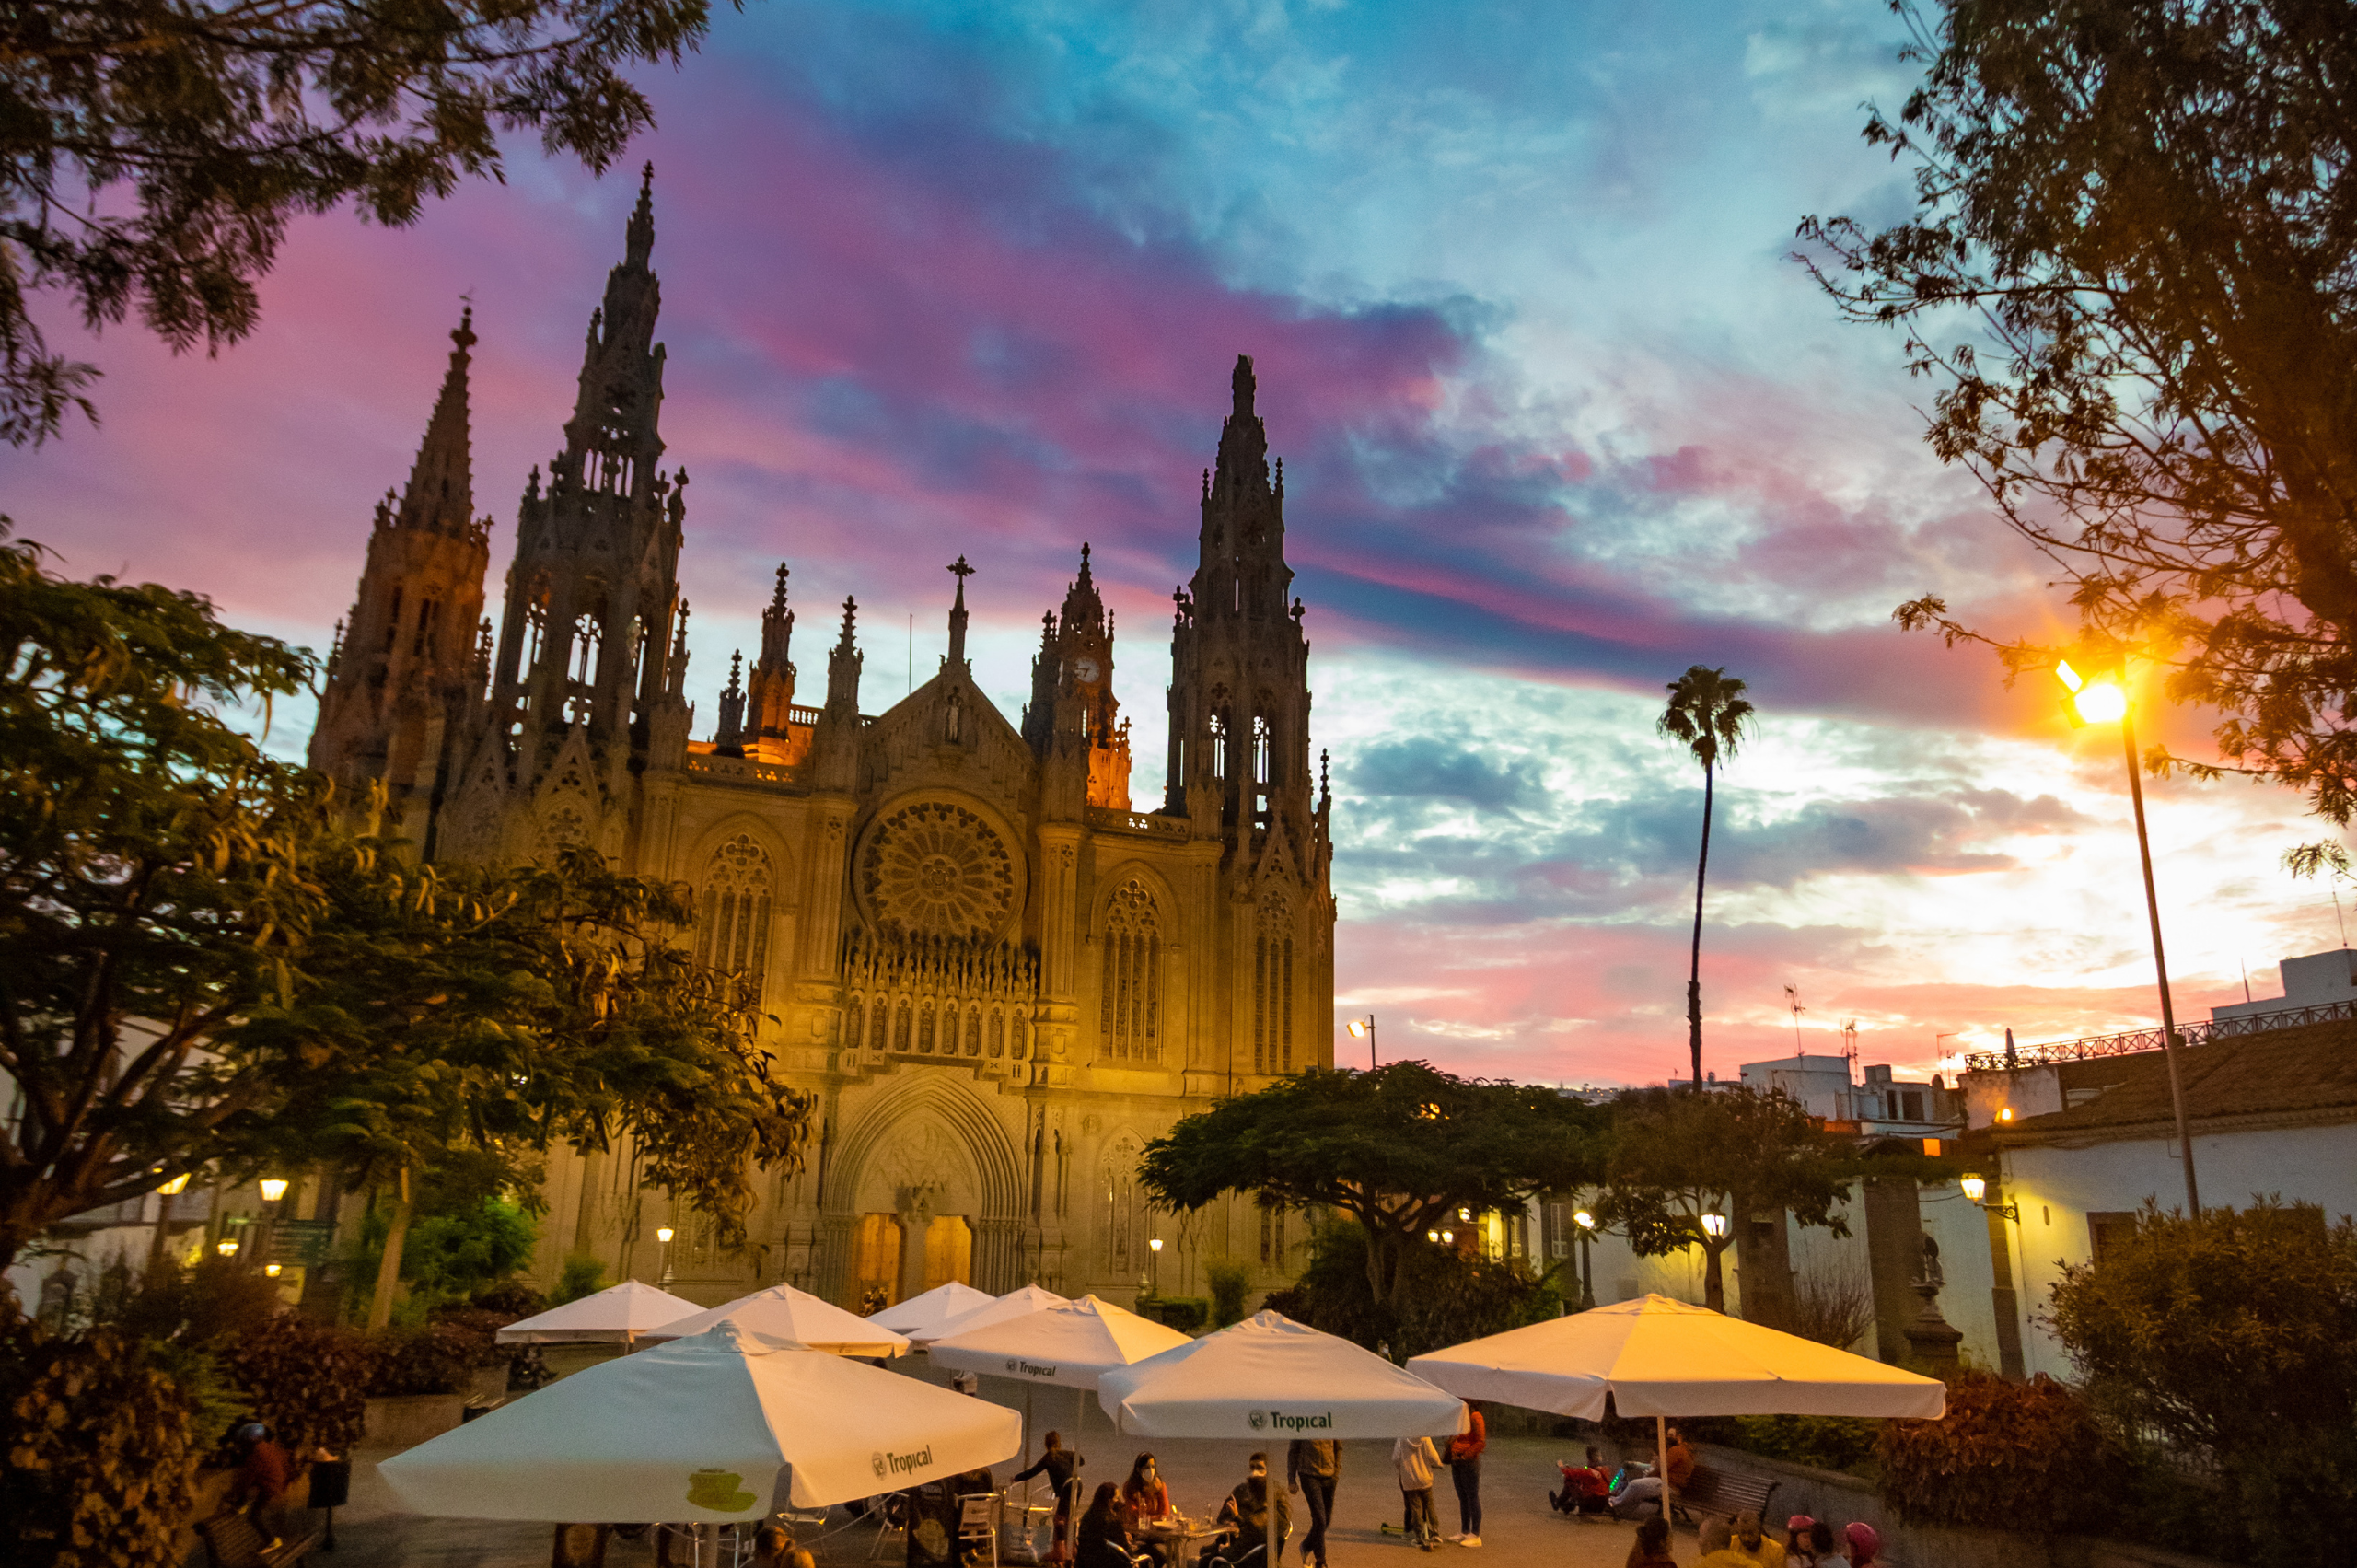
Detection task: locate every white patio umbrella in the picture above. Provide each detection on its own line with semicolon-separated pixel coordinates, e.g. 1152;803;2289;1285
929;1294;1192;1389
1097;1310;1469;1439
641;1282;911;1357
494;1279;702;1346
913;1282;1070;1346
868;1280;998;1338
1406;1295;1946;1523
381;1322;1021;1523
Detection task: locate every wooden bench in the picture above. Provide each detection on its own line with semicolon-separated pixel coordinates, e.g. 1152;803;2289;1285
197;1508;324;1568
1671;1465;1780;1527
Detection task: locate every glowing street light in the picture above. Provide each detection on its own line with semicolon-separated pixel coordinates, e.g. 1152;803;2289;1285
1573;1210;1596;1231
157;1173;191;1196
656;1225;675;1284
216;1238;238;1256
264;1263;284;1278
1699;1212;1729;1240
1958;1175;1986;1203
259;1178;289;1203
2054;656;2200;1214
1958;1173;2019;1224
1570;1209;1598;1310
1148;1236;1163;1295
1345;1016;1376;1070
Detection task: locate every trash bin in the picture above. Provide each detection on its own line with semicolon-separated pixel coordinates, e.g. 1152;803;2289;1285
308;1458;353;1510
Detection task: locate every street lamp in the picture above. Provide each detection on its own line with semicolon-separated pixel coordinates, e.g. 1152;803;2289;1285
259;1178;289;1203
1572;1209;1598;1311
1699;1212;1728;1240
1346;1016;1376;1070
1959;1173;2019;1223
216;1238;238;1257
2055;657;2200;1214
1148;1236;1163;1296
656;1226;675;1284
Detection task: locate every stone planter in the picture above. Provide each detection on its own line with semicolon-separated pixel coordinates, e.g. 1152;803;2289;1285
363;1392;466;1447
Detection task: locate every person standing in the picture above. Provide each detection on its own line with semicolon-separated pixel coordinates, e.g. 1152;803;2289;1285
1013;1431;1086;1544
1444;1401;1484;1547
1729;1511;1786;1567
1390;1435;1441;1552
1285;1437;1339;1568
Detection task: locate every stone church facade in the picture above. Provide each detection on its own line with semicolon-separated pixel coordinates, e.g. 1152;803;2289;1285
307;172;1336;1310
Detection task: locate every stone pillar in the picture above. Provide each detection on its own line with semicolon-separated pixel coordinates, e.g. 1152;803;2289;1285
1862;1177;1924;1365
816;1212;854;1307
1902;1280;1964;1372
1735;1206;1794;1330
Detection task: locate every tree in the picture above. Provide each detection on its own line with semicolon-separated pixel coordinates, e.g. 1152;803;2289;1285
1658;665;1754;1092
1802;2;2357;830
1262;1217;1562;1360
1137;1061;1605;1315
0;528;814;1285
0;0;729;447
2046;1199;2357;1565
1591;1085;1857;1314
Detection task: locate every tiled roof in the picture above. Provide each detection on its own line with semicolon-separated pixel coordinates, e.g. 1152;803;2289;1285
1998;1016;2357;1143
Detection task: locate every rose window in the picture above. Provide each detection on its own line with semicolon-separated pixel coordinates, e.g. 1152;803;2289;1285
861;803;1016;940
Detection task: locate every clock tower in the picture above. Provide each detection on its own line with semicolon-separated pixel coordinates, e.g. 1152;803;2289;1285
1024;543;1130;809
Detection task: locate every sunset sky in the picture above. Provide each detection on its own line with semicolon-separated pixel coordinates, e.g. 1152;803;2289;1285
6;0;2344;1086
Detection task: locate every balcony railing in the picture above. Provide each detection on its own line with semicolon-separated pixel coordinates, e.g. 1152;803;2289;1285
1964;998;2357;1071
1086;807;1190;839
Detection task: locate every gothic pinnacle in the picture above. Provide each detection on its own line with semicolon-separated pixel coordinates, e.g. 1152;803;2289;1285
1232;353;1256;417
625;162;656;268
772;562;790;612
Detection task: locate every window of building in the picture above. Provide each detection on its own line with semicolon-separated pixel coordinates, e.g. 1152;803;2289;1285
571;613;602;686
382;584;404;652
1259;1202;1288;1266
1209;712;1229;781
1100;879;1163;1063
412;597;443;660
692;834;774;1005
2088;1211;2138;1263
1252;897;1295;1075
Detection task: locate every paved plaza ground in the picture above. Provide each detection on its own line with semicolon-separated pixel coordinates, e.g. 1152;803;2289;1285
311;1359;1675;1568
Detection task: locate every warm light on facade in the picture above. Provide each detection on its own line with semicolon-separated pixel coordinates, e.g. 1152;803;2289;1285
259;1178;289;1202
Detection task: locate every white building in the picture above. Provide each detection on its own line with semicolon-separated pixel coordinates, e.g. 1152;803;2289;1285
2211;945;2357;1024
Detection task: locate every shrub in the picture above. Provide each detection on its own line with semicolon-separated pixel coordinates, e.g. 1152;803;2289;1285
1730;1414;1881;1475
217;1318;379;1458
1787;1264;1876;1352
1263;1219;1560;1359
1147;1296;1209;1332
401;1197;540;1301
470;1279;547;1318
1876;1370;2114;1532
102;1255;282;1349
0;1319;201;1568
1204;1259;1255;1328
369;1320;494;1396
551;1254;606;1306
2046;1199;2357;1566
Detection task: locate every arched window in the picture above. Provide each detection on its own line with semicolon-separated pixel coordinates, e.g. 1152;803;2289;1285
1209;711;1229;781
1104;1151;1139;1272
1253;894;1294;1075
894;999;912;1052
694;835;775;1005
572;613;602;685
918;1000;936;1054
1011;1012;1028;1061
1100;879;1162;1063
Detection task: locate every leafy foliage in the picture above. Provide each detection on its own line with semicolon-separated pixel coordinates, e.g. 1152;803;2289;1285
0;0;731;445
0;531;817;1276
1804;1;2357;828
1262;1219;1561;1361
2046;1199;2357;1564
1592;1086;1864;1312
0;1319;201;1568
368;1319;496;1397
1139;1062;1604;1308
215;1317;379;1458
551;1253;608;1306
1204;1259;1254;1329
1728;1415;1881;1477
1876;1370;2111;1533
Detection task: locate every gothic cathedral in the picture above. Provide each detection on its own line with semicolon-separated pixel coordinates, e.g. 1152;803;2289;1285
307;173;1336;1310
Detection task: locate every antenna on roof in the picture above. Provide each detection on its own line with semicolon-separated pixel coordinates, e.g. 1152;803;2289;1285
1784;984;1806;1053
2338;887;2351;949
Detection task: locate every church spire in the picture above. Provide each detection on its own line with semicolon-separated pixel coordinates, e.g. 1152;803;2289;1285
744;561;797;739
624;162;656;269
393;307;479;538
946;556;975;667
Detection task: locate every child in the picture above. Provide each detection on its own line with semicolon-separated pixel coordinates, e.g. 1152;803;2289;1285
1390;1435;1442;1552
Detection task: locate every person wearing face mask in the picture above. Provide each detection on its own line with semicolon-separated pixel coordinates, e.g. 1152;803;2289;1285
1122;1454;1173;1564
1223;1453;1291;1565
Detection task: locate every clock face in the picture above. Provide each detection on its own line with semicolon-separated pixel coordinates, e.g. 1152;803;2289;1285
1073;656;1102;683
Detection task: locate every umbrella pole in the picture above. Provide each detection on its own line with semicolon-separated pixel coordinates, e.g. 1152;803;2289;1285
1656;1415;1672;1534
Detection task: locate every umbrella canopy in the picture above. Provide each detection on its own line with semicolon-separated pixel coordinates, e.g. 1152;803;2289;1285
1097;1310;1469;1439
914;1282;1071;1346
494;1280;702;1344
382;1323;1021;1522
868;1280;999;1338
929;1294;1192;1389
1405;1295;1946;1419
642;1283;911;1357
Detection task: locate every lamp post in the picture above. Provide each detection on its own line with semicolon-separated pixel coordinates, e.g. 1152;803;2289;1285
1572;1209;1598;1311
2056;659;2200;1214
656;1225;675;1285
258;1176;288;1276
1346;1015;1376;1070
1148;1236;1163;1298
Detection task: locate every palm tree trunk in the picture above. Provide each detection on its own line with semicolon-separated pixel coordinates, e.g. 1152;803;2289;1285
366;1167;414;1330
1687;759;1714;1092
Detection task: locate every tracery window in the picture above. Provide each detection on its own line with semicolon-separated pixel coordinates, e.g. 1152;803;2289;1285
1104;1156;1138;1272
966;1006;983;1057
412;597;443;660
1099;879;1162;1063
383;584;404;652
918;1000;936;1054
845;997;865;1052
1252;895;1295;1075
693;834;775;1004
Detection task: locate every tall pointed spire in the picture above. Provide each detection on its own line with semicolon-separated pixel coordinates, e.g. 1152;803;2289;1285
746;561;797;738
393;307;478;537
625;162;656;269
946;555;974;667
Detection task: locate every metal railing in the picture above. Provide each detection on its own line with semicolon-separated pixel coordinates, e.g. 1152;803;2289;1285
1085;806;1191;838
1964;998;2357;1071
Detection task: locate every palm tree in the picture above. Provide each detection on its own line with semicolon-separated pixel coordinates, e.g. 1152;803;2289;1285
1659;666;1755;1093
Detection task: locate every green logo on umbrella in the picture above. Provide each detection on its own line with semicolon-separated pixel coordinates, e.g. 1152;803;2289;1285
686;1470;757;1512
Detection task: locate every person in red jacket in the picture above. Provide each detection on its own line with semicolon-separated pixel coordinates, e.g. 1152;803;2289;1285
1445;1400;1485;1547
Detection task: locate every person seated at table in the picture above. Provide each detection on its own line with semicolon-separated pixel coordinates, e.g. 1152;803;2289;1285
749;1527;793;1568
1078;1482;1144;1568
1550;1446;1613;1516
1120;1454;1173;1564
1204;1454;1290;1566
1013;1432;1086;1539
1730;1510;1786;1567
1623;1516;1678;1568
